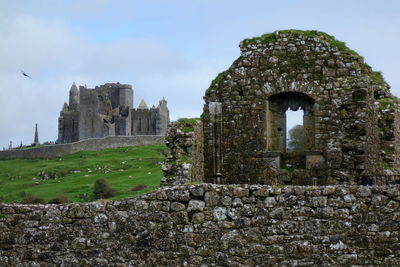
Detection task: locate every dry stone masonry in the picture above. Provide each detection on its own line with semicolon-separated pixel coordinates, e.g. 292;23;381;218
202;30;400;185
1;184;400;266
161;119;204;186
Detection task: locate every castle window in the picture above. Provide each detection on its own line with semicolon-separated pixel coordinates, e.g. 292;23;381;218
266;92;314;152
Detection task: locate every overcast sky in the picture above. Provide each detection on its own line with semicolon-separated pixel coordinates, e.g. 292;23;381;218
0;0;399;148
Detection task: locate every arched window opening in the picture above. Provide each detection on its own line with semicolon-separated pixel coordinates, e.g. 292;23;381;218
266;92;315;170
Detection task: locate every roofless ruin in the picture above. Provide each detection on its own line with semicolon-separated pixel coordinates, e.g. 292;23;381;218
201;30;400;185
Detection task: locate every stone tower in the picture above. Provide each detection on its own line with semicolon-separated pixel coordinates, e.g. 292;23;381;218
33;123;39;146
69;82;79;110
202;30;399;185
155;97;170;135
131;97;170;135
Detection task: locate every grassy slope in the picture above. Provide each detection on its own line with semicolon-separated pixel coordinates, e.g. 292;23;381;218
0;144;165;203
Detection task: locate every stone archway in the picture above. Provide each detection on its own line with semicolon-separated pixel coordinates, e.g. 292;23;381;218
266;92;315;152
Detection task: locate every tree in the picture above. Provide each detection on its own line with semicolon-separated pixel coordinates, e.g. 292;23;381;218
287;125;304;152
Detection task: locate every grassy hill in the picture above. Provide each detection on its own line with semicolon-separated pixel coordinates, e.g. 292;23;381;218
0;144;165;203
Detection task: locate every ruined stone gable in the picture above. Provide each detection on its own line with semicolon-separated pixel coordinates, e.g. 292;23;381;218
202;30;400;185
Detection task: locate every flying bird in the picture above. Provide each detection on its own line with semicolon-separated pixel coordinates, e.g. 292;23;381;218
21;70;32;79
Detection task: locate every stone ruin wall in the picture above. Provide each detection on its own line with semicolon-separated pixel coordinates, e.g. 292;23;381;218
0;136;165;160
1;184;400;266
202;30;399;186
161;120;204;186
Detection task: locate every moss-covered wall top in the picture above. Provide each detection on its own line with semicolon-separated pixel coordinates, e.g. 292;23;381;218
202;29;399;185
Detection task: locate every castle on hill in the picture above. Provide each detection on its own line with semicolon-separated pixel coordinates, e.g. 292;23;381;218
57;83;169;143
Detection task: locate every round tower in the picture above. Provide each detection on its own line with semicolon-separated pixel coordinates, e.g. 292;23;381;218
69;82;79;110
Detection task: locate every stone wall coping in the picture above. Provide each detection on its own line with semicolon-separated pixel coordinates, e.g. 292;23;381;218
2;183;399;208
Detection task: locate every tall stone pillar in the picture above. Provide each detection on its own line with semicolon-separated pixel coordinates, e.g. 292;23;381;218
33;123;40;146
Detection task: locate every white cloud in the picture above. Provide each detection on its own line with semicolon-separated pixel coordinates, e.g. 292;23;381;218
0;15;194;148
0;16;82;73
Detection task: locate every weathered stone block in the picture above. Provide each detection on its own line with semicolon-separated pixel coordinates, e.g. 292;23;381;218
233;187;249;197
167;189;191;201
264;197;277;208
213;207;227;221
205;192;219;206
192;212;205;224
189;186;205;197
357;187;372;197
187;200;205;212
310;196;328;207
170;202;186;212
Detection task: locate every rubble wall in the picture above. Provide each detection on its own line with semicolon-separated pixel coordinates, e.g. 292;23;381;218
161;119;203;186
1;184;399;266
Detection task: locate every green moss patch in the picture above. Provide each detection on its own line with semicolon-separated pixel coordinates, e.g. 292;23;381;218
177;118;200;133
242;29;362;58
206;70;228;93
377;97;398;110
242;32;276;47
370;71;385;84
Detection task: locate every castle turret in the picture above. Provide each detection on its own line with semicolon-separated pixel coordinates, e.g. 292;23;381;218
69;82;79;110
138;99;148;110
62;102;68;112
155;97;169;135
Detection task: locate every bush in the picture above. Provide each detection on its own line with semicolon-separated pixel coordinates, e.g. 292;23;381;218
93;179;117;199
20;194;46;204
48;194;70;204
59;169;67;177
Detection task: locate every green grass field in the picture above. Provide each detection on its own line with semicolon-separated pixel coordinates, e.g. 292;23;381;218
0;144;165;203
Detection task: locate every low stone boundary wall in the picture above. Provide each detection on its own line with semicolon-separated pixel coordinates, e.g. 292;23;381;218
1;184;399;266
0;135;165;159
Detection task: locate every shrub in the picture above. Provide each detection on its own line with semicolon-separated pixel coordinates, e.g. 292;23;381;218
59;169;67;177
77;193;90;202
93;179;117;199
48;194;70;204
20;194;46;204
